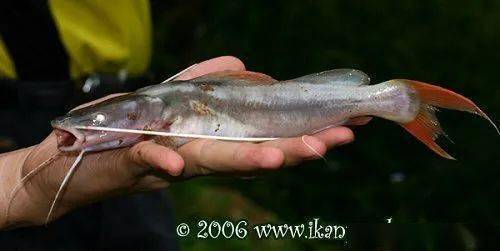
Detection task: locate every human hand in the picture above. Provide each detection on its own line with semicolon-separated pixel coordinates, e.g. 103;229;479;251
0;56;354;228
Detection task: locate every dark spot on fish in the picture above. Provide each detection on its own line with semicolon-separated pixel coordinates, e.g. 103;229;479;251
215;123;220;132
162;121;172;130
118;139;123;145
155;136;177;149
199;84;214;92
191;101;212;116
213;97;223;105
127;112;138;120
140;135;153;141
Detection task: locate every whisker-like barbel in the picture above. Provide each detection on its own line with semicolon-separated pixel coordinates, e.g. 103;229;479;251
46;149;86;224
73;126;279;142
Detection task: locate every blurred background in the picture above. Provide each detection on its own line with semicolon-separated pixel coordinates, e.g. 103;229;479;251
1;0;499;250
151;0;500;250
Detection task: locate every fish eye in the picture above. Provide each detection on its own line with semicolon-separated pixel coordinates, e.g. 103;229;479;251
93;113;106;125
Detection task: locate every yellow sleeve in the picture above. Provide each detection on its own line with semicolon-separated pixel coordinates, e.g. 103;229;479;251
0;1;151;80
0;37;17;79
49;0;152;79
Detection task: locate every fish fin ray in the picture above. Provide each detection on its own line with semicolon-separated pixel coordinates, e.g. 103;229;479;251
400;105;454;159
194;70;277;85
401;79;499;135
289;69;370;86
346;116;373;126
399;79;499;159
345;116;373;126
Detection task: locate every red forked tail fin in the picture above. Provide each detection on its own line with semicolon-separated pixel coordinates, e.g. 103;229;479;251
398;80;498;159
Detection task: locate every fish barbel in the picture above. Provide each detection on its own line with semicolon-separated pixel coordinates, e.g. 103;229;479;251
51;69;497;159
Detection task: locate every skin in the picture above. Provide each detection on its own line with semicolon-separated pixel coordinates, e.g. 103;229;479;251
0;56;355;229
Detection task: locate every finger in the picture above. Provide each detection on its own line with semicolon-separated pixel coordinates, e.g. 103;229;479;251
175;56;246;80
177;139;284;176
261;127;354;166
261;135;328;166
128;141;185;176
312;126;355;150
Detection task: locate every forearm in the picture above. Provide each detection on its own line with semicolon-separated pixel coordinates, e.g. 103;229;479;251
0;146;34;229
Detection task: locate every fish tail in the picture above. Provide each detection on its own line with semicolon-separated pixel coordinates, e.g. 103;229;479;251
397;80;498;159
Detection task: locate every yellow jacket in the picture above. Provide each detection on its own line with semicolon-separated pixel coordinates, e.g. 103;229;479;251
0;0;151;80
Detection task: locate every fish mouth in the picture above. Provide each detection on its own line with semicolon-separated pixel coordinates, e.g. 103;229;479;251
53;127;85;152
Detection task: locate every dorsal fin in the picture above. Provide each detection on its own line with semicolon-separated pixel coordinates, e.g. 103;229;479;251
192;70;278;85
137;71;277;96
288;69;370;86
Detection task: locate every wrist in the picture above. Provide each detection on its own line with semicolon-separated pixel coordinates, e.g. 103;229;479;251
0;146;35;229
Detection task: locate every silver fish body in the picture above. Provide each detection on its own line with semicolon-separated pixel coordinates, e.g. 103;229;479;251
52;68;494;159
52;69;420;151
138;70;419;144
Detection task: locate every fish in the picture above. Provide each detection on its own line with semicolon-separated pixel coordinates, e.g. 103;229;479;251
7;68;497;224
51;69;497;159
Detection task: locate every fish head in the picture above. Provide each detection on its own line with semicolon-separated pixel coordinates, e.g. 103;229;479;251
51;94;166;152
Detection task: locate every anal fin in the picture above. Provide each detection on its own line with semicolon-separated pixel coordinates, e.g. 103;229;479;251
346;116;373;126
